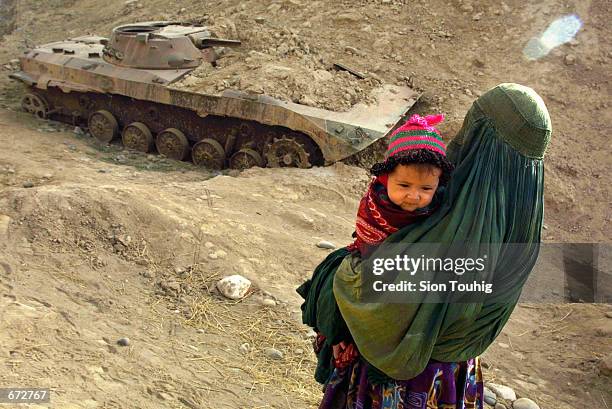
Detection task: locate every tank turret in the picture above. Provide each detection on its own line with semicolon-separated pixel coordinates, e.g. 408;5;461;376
102;21;241;69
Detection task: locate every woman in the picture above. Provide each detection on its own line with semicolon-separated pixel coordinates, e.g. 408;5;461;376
298;83;552;408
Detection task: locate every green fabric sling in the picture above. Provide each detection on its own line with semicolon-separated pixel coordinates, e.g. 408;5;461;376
332;83;552;380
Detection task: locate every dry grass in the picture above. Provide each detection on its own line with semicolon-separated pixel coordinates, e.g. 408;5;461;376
171;264;321;406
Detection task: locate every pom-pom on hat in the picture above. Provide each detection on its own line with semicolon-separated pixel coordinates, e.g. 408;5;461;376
385;114;446;159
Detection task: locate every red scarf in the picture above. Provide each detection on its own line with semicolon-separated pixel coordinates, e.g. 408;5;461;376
347;175;436;257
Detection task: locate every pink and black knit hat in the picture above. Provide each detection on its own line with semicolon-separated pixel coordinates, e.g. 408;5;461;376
385;114;446;159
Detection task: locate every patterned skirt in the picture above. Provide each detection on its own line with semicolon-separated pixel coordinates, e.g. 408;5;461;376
318;357;484;409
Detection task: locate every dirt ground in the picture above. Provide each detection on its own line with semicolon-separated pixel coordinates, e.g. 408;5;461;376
0;0;611;408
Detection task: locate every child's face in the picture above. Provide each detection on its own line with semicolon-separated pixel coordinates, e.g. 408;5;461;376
387;164;441;212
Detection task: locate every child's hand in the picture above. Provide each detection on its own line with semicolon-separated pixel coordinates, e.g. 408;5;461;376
332;341;359;368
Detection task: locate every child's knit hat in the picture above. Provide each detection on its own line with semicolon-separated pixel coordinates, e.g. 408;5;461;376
385;114;446;159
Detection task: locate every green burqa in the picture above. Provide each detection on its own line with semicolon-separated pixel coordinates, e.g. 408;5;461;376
332;83;552;380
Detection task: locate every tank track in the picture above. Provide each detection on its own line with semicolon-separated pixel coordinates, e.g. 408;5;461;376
21;87;324;170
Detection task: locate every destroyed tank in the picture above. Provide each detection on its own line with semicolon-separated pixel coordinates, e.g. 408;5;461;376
10;21;419;169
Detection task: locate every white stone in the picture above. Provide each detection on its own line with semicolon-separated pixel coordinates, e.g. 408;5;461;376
487;383;517;401
216;275;251;300
316;240;337;249
484;386;497;405
264;347;283;360
260;298;276;307
512;398;540;409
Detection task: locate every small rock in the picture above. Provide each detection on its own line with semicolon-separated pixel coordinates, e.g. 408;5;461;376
512;398;540;409
599;353;612;376
254;17;266;24
295;348;304;354
115;154;128;163
117;337;130;346
484;386;497;406
208;253;219;260
605;311;612;318
157;392;172;401
460;3;473;12
160;280;181;293
316;240;336;249
497;342;509;348
204;241;215;248
277;43;290;55
215;250;227;259
98;169;110;173
345;46;361;55
487;383;516;401
73;126;85;135
227;169;241;177
472;12;483;20
22;181;34;188
240;343;250;354
42;173;53;179
7;168;15;174
299;95;316;106
464;88;473;96
313;70;333;82
564;54;576;65
260;298;277;307
196;328;205;333
216;275;251;300
264;347;283;360
140;271;154;279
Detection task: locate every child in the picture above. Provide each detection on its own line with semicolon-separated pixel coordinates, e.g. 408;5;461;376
347;113;453;258
298;113;453;382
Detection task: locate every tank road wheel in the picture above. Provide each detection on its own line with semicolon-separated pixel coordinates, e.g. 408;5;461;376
192;138;225;170
156;128;189;160
122;122;154;153
264;136;311;168
229;148;264;170
88;110;119;143
21;93;49;119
